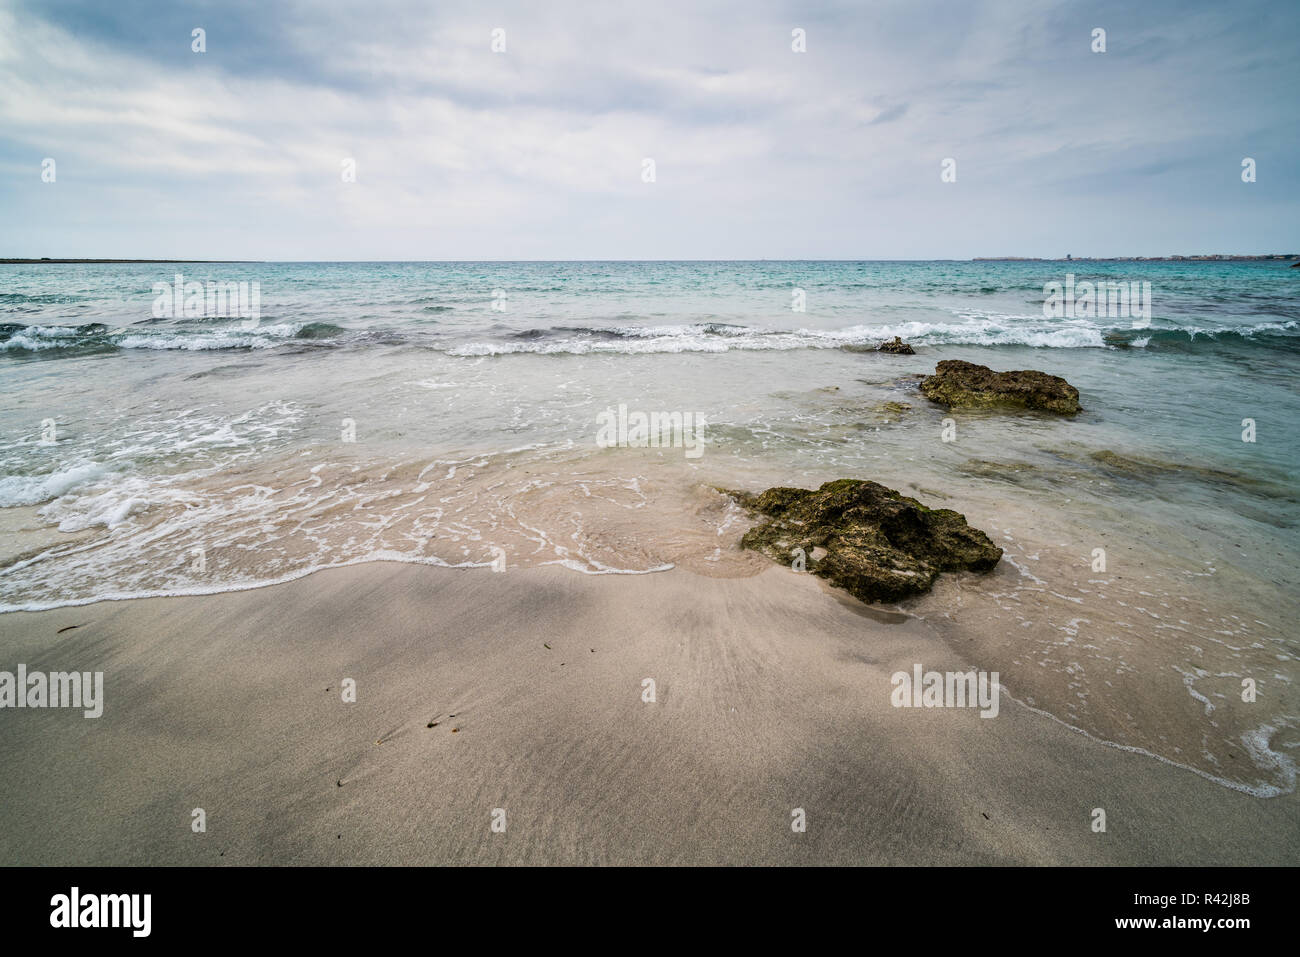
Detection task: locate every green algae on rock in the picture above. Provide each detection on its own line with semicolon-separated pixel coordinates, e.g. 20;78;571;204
724;479;1002;604
919;359;1081;414
876;400;912;415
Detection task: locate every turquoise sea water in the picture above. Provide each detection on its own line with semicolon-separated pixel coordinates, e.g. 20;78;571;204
3;259;1297;486
1;260;1298;794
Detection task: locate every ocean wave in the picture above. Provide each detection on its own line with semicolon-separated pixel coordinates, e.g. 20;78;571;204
0;292;88;305
7;312;1297;361
118;322;314;350
0;320;344;353
445;314;1300;356
0;322;115;351
446;319;1070;355
0;461;111;507
1103;321;1300;348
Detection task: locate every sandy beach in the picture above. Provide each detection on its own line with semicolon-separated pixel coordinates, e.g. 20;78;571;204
0;560;1293;866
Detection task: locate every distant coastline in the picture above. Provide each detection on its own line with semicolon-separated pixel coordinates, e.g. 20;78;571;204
971;254;1299;262
2;255;1297;265
0;258;259;264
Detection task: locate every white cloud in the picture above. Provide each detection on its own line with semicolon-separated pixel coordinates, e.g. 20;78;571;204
0;0;1296;258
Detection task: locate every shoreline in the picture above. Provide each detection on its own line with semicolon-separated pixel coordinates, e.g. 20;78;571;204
0;560;1294;865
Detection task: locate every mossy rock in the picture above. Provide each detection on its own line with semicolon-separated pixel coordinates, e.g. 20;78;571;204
877;336;916;354
919;359;1081;414
724;479;1002;603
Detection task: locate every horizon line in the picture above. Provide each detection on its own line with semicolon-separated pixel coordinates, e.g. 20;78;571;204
4;255;1299;265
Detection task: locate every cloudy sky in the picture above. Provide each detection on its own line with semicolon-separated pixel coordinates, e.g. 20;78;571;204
1;0;1296;260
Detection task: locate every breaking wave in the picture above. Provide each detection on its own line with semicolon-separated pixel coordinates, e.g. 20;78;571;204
444;314;1300;356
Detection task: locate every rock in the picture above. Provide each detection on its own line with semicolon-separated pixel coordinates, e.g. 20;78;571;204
919;359;1081;414
877;336;915;354
725;479;1002;603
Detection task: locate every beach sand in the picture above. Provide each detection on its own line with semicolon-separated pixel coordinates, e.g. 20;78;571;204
0;561;1294;866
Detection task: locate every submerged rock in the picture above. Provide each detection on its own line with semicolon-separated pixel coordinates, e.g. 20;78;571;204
877;336;915;354
725;479;1002;603
919;359;1081;414
863;403;915;421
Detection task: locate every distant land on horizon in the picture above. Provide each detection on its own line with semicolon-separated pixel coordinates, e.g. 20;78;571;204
2;255;1298;265
971;254;1300;262
0;258;258;264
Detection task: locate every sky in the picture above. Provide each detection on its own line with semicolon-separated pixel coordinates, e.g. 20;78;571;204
1;0;1297;260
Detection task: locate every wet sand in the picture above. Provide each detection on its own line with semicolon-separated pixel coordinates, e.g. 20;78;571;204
0;561;1294;865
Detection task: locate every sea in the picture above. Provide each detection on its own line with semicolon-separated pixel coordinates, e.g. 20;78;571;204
1;259;1297;796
